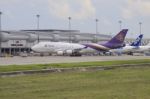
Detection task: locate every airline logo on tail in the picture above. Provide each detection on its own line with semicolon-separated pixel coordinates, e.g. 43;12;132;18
103;29;128;49
116;33;124;42
114;29;128;43
130;34;143;46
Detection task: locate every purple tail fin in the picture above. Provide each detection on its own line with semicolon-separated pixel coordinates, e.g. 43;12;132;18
103;29;128;49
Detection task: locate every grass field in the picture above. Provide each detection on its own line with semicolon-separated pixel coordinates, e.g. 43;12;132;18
0;59;150;72
1;66;150;99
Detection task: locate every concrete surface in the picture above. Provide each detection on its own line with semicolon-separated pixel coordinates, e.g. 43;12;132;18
0;55;149;66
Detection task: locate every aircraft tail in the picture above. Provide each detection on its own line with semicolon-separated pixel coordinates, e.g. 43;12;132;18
103;29;128;49
130;34;143;46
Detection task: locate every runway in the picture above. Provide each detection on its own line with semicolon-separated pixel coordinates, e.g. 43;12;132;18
0;55;149;66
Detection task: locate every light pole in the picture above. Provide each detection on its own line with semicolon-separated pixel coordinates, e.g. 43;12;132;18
36;14;40;29
95;18;99;42
139;22;142;34
0;11;2;56
95;19;99;34
118;20;122;31
36;14;40;43
68;16;71;43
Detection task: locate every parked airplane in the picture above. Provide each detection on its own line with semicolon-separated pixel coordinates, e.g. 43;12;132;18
133;42;150;53
31;29;128;56
110;34;144;55
32;42;86;56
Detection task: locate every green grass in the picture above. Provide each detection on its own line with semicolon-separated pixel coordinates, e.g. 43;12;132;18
0;59;150;72
0;67;150;99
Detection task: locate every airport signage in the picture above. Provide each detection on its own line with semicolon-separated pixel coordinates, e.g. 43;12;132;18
8;40;26;47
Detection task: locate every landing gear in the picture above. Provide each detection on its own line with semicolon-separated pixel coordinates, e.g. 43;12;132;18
40;53;44;56
128;52;133;55
70;52;82;57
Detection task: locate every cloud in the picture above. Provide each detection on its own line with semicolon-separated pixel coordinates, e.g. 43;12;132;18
0;0;95;20
122;0;150;19
47;0;96;20
0;0;21;5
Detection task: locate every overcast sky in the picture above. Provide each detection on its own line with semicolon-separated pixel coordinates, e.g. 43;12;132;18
0;0;150;38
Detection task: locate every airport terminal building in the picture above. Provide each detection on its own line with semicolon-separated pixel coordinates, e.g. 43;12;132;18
0;29;150;55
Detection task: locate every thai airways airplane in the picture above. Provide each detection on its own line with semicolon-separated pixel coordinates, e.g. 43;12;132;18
31;29;128;56
32;42;86;56
110;34;144;55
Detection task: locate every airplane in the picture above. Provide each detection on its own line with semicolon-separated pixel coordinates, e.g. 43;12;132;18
133;42;150;53
31;29;128;56
31;41;86;56
109;34;144;55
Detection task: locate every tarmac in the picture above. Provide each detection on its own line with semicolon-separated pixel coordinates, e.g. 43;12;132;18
0;55;149;66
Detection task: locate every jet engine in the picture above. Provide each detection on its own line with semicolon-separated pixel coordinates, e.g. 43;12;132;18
65;50;73;54
57;50;82;56
57;51;64;55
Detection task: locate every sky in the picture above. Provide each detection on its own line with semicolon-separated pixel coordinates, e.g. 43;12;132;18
0;0;150;38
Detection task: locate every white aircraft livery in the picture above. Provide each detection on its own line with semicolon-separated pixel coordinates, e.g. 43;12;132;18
31;42;86;56
133;42;150;53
